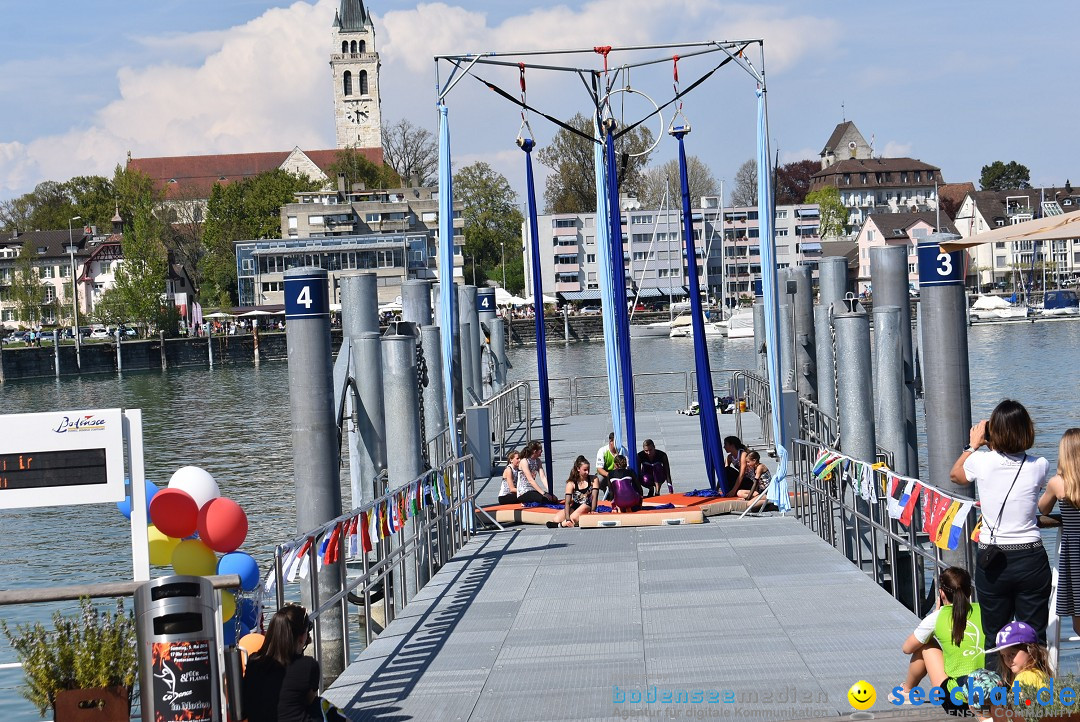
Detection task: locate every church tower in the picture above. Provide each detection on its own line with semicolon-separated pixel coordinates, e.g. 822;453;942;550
331;0;382;150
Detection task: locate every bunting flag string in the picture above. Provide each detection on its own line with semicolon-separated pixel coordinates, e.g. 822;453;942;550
347;516;359;559
360;511;373;553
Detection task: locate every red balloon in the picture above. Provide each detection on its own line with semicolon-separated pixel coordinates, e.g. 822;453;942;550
197;497;248;553
149;488;198;539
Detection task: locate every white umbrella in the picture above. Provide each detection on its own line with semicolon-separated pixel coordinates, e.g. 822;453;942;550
508;295;529;306
522;293;558;305
378;302;402;313
942;209;1080;250
205;311;234;319
238;310;278;318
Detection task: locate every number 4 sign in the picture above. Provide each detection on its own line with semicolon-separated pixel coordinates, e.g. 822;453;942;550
285;273;330;319
917;239;965;287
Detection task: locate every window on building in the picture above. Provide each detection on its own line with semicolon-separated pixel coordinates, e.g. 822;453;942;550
908;263;917;274
366;213;380;223
241;258;255;272
630;214;654;225
776;210;788;219
350;40;357;53
554;218;577;228
309;215;324;225
901;172;909;183
587;272;597;281
843;174;851;185
288;216;298;229
341;41;348;53
584;235;594;245
343;71;352;96
39;266;54;279
927;170;935;181
586;253;596;263
359;70;369;95
658;268;669;278
776;228;789;237
867;230;875;242
995;242;1005;248
996;219;1005;227
359;40;366;53
912;228;927;239
860;173;868;184
422;211;437;222
1;309;14;322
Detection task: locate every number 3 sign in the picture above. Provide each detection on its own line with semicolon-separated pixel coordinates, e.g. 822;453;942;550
917;239;964;287
285;273;330;319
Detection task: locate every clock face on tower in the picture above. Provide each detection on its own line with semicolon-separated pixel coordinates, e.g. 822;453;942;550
350;108;369;124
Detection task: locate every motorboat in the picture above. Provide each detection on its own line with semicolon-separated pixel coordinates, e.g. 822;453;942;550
1039;290;1080;316
668;315;724;338
723;308;755;339
969;295;1028;320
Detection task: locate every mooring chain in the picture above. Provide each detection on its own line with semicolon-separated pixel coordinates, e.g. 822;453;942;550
830;305;841;449
416;340;430;468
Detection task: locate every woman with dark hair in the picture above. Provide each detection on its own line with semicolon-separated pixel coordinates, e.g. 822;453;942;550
515;441;556;505
900;567;986;711
242;605;347;721
950;399;1052;654
723;436;750;495
547;455;598;528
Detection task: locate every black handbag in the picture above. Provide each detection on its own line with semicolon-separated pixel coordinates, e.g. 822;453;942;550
977;455;1025;570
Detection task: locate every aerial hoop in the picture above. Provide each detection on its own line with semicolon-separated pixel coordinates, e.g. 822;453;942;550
598;86;663;157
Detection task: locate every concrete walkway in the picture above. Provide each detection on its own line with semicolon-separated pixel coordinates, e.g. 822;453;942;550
325;517;922;720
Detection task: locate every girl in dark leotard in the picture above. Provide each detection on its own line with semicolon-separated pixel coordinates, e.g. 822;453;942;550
548;455;598;528
723;436;750;495
608;455;644;512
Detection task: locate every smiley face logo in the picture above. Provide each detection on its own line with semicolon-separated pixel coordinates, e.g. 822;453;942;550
847;680;876;710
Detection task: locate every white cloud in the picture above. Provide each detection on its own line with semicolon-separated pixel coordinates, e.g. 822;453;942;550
0;0;838;196
882;141;913;158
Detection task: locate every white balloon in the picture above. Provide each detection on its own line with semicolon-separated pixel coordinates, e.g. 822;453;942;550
168;466;220;509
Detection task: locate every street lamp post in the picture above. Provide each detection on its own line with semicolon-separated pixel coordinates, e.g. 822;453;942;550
501;240;506;290
68;216;82;370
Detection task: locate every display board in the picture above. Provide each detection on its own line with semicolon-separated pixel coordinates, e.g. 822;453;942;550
0;409;126;510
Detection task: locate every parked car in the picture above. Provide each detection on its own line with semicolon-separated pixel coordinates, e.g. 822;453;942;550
4;331;28;344
580;306;602;315
89;329;110;340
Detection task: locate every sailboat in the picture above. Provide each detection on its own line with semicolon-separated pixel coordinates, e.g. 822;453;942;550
722;307;755;338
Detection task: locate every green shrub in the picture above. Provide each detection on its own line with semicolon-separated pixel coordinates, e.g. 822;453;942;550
0;598;137;717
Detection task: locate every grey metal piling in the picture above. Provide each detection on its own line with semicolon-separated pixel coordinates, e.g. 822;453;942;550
382;334;429;600
918;233;973;568
420;324;452;570
459;285;482;403
816;256;849;426
833;297;878;566
873;306;907;473
353;333;387;504
284;267;345;682
401;280;433;327
869;246;919;476
752;302;766;375
340;273;381;335
791;265;816;402
489;320;507;395
115;328;123;373
460;320;476;405
53;330;60;376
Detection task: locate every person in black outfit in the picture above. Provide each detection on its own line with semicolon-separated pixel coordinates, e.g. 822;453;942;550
242;605;348;722
607;455;644;512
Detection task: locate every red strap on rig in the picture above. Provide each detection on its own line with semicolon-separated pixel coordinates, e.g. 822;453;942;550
672;54;680;83
519;62;526;93
594;45;612;73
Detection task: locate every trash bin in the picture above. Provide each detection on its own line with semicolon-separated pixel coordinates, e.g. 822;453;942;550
134;575;221;722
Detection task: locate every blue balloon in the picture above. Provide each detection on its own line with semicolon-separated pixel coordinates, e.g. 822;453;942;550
217;551;260;592
116;479;159;519
237;598;258;629
221;620;252;647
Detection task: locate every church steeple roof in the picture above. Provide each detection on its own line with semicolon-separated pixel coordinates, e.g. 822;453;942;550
333;0;370;31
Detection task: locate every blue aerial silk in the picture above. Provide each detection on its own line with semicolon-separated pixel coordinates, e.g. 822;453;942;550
755;88;791;513
603;124;637;470
520;139;553;489
437;104;460;454
673;128;725;492
593;122;625;453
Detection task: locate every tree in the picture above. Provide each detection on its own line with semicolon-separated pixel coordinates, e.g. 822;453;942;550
805;186;847;240
537;113;655;213
0;195;34;234
730;159;757;207
327;147;400;191
453;162;524;287
381;119;438;186
200;169;320;307
95;205;169;335
163;185;208;296
980;161;1031;191
9;239;52;326
638;157;719;210
0;173;117;235
775;160;820;206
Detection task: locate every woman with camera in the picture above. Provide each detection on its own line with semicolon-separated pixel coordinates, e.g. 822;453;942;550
949;399;1052;660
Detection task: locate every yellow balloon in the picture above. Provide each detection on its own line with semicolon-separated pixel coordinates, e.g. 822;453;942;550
171;539;218;576
221;590;236;622
147;524;181;567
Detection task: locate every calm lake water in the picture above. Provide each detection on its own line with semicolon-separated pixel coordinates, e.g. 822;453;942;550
0;321;1078;716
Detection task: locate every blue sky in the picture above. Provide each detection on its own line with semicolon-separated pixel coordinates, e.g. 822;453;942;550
1;0;1077;200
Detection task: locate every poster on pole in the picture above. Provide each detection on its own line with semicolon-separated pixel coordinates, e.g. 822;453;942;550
0;408;125;509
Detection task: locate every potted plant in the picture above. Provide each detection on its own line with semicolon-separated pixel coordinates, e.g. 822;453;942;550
1;598;137;721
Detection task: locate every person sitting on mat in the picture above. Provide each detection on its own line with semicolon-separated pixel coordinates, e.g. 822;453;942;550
606;455;644;513
736;451;771;504
637;439;673;497
548;455;598;528
723;436;750;494
516;441;557;505
497;449;521;505
595;432;619;483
